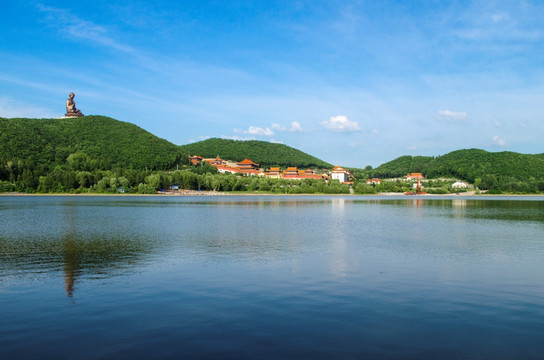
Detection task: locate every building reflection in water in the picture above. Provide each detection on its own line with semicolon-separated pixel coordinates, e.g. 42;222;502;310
331;198;345;210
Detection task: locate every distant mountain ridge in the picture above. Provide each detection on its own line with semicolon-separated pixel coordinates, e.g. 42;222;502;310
373;148;544;183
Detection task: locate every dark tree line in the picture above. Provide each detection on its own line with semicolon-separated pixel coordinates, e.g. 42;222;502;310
0;151;351;194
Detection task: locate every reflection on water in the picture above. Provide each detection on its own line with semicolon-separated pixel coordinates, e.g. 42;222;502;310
1;195;544;359
0;197;153;297
2;195;541;295
2;195;544;297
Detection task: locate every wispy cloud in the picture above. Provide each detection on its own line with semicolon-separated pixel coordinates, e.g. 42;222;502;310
321;115;360;132
0;96;56;118
492;135;507;147
271;121;303;132
290;121;303;132
235;125;274;136
436;109;467;122
452;3;542;42
490;12;509;24
188;135;211;143
36;4;136;54
221;135;256;141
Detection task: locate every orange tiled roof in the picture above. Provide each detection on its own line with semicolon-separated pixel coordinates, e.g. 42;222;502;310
331;165;346;172
237;158;259;166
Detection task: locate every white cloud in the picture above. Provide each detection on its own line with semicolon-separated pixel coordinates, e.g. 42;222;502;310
189;135;211;143
494;121;502;127
271;123;285;131
290;121;302;132
270;139;283;144
492;135;507;147
271;121;303;132
436;110;467;122
245;126;274;136
221;135;256;141
321;115;360;132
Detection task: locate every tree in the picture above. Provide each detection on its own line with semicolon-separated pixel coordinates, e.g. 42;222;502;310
118;176;130;189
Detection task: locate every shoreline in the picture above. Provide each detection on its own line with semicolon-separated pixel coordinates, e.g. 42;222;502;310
1;191;543;197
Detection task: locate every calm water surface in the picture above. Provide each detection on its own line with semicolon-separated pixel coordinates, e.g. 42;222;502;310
1;195;543;359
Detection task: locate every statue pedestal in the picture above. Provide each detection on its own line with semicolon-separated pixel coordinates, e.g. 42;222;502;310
65;113;84;117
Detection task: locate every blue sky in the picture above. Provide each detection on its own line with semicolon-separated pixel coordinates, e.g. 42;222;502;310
1;1;543;167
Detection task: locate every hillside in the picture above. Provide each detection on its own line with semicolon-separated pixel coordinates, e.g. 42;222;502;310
373;149;544;183
180;138;332;168
0;115;182;172
370;155;434;178
0;117;332;173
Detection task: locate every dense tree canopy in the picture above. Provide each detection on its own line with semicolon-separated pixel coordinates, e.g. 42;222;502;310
372;149;544;192
180;138;332;168
1;116;543;194
0;116;183;172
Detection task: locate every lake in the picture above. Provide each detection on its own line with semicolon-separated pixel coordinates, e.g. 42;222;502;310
1;195;544;359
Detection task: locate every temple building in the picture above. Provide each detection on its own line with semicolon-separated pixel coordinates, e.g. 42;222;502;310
237;158;259;170
237;158;260;175
331;166;350;183
405;173;424;180
283;167;298;177
265;167;282;178
203;156;226;166
191;155;203;166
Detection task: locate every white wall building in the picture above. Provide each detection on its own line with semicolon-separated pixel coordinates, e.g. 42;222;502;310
331;166;349;183
452;181;469;189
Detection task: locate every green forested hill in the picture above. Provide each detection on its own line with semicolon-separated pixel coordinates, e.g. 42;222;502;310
3;115;542;194
370;155;434;178
373;148;544;188
0;116;334;193
0;115;182;172
180;138;332;168
426;149;544;181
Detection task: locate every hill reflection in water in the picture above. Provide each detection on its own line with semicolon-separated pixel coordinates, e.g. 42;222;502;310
0;199;153;297
2;195;543;298
1;195;544;360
